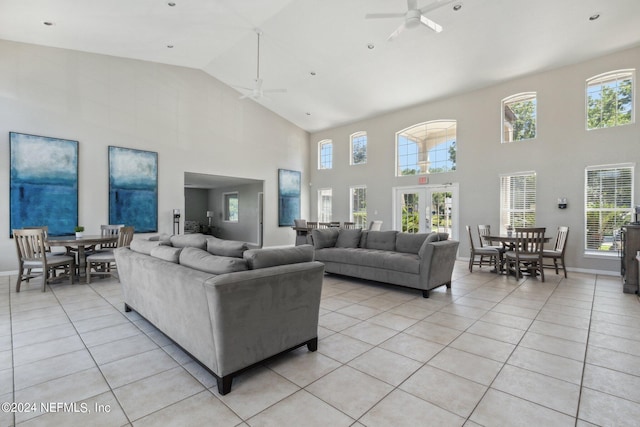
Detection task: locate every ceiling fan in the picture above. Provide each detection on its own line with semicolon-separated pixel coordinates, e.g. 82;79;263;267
366;0;455;41
234;29;286;100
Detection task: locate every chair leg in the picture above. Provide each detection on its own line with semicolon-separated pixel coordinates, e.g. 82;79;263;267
16;268;23;292
86;261;91;284
468;256;474;272
561;257;567;278
41;269;47;292
554;259;559;275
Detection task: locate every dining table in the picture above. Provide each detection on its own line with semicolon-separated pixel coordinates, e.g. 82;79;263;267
482;234;552;274
48;234;118;276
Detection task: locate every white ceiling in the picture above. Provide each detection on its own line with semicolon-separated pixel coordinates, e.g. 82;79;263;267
1;0;639;133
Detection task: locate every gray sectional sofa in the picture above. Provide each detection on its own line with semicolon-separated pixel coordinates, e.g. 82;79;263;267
114;233;324;395
312;228;459;298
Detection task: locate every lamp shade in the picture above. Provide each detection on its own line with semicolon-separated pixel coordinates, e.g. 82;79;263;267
206;211;214;218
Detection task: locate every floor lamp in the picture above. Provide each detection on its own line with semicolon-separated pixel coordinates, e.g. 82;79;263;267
173;209;181;235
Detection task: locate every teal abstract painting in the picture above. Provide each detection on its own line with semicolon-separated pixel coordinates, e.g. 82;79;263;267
109;146;157;233
10;132;78;236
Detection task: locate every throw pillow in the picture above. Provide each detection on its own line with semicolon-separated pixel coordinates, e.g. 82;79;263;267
206;236;248;258
179;247;248;274
130;239;162;255
169;233;208;249
335;228;362;248
311;228;340;249
395;232;429;254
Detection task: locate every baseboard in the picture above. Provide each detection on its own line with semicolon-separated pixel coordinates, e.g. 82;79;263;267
456;257;619;277
0;270;18;277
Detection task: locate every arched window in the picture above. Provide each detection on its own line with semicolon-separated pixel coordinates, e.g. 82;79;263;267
586;69;634;130
502;92;537;143
396;120;456;176
318;139;333;170
350;131;367;165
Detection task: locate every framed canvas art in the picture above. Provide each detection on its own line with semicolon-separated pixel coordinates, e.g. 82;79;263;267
278;169;301;227
10;132;78;236
109;146;158;233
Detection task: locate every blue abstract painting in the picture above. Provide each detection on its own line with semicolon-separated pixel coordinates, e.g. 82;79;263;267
278;169;301;227
109;146;157;233
10;132;78;236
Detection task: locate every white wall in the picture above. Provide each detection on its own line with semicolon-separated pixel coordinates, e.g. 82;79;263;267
0;40;309;272
211;182;264;244
310;46;640;274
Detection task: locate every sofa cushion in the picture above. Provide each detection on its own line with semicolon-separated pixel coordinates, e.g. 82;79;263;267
244;245;314;270
335;228;362;248
396;233;429;254
365;231;398;251
311;228;340;249
150;246;182;263
170;233;208;249
179;247;248;274
130;239;162;255
315;247;420;274
425;232;449;242
359;230;368;248
147;233;172;244
206;236;248;258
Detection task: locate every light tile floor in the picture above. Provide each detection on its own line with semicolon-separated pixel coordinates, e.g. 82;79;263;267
2;262;640;426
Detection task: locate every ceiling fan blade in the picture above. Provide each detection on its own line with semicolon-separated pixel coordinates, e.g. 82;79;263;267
365;13;405;19
420;15;443;32
420;0;455;15
263;88;287;94
232;85;254;91
387;22;407;41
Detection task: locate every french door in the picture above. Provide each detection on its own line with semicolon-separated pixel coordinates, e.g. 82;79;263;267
393;184;458;239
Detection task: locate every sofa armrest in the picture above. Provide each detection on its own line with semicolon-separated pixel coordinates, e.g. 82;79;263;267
419;240;460;290
203;261;325;376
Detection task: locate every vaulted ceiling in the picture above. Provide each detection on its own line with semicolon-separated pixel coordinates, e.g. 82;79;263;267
1;0;639;132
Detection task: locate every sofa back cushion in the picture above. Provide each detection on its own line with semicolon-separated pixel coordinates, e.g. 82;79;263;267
130;239;163;255
425;232;449;242
365;231;398;251
244;244;314;270
206;236;248;258
150;246;182;263
311;228;340;249
169;233;208;249
179;247;248;274
335;228;362;248
396;233;429;254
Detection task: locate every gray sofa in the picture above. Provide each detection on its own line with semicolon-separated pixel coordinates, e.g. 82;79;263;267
114;233;324;395
312;228;459;298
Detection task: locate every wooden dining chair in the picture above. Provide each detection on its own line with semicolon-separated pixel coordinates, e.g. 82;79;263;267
466;225;499;272
477;224;506;266
307;221;318;229
318;222;330;229
342;222;356;229
86;226;134;283
504;227;546;282
542;226;569;278
13;228;75;292
97;224;125;251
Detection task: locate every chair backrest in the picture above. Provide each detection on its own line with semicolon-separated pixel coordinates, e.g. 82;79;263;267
466;225;476;251
23;226;51;252
477;225;491;248
554;226;569;253
101;224;125;248
117;226;135;247
369;220;383;231
13;228;48;263
514;227;546;254
318;222;330;229
293;219;307;228
342;222;356;229
307;221;318;229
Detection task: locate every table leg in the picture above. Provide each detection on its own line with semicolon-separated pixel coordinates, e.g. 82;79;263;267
78;245;86;277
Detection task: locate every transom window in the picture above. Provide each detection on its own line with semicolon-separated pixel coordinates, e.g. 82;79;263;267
502;92;537;143
396;120;456;176
318;139;333;170
500;172;537;232
318;188;332;222
350;186;367;228
350;131;367;165
587;70;634;130
585;164;634;253
223;192;238;222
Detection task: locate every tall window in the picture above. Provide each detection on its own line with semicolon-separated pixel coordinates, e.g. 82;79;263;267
318;139;333;169
585;164;634;253
350;186;367;228
224;192;238;222
502;92;537;143
396;120;456;176
318;188;332;222
500;172;537;231
587;70;634;130
350;131;367;165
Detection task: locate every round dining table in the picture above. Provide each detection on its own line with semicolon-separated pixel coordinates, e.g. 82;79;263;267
48;235;118;276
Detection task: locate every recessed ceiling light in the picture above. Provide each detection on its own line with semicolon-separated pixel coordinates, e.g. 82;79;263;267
306;112;311;116
310;71;316;76
453;3;463;11
367;43;375;50
168;2;176;6
43;21;54;26
167;45;174;48
589;13;600;21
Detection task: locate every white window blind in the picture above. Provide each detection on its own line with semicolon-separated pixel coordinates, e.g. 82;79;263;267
318;188;332;222
350;186;367;228
500;172;537;231
585;164;634;252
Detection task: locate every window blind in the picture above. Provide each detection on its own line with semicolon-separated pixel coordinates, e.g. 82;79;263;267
500;172;537;231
